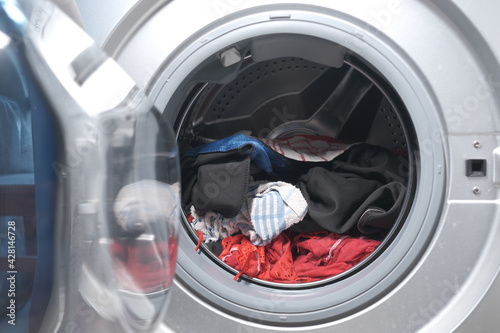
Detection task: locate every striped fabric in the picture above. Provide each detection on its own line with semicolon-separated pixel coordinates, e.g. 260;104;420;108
248;182;308;245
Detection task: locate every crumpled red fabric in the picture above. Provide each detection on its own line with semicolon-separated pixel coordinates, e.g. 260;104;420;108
219;232;380;283
111;239;177;292
293;232;379;281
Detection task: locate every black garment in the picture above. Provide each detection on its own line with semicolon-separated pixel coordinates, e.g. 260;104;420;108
181;149;250;209
191;156;250;218
296;144;408;234
181;150;275;218
331;143;408;185
356;182;406;234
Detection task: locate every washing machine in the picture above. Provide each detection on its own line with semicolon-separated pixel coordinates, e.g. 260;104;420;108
1;0;500;332
76;1;500;332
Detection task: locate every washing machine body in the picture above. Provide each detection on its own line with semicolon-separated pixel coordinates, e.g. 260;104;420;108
72;1;500;332
1;0;499;332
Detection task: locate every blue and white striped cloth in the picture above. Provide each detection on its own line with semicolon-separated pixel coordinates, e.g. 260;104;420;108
192;181;308;246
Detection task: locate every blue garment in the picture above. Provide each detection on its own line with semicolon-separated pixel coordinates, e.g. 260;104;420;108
182;134;286;172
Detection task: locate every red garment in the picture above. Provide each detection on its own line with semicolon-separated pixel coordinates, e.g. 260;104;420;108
111;239;177;293
220;234;266;279
259;233;297;282
294;232;379;281
219;232;379;283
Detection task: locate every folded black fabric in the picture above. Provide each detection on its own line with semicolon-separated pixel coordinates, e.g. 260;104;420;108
191;156;250;218
181;148;250;209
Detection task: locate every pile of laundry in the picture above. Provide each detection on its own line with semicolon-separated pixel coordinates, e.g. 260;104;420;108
181;134;408;283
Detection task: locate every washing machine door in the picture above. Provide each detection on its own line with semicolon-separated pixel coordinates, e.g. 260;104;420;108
0;1;181;332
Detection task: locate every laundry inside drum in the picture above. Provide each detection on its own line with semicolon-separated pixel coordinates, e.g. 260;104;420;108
175;42;417;287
